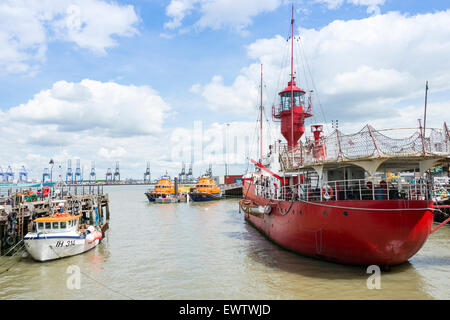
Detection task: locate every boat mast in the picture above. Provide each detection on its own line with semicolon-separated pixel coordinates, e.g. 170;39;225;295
290;4;294;148
423;81;429;136
260;63;263;164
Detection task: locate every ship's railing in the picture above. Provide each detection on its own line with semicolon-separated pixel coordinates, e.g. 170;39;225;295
253;178;432;202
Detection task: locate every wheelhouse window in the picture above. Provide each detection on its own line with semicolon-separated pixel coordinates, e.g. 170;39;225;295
60;221;67;229
52;222;59;230
37;222;44;231
45;222;51;229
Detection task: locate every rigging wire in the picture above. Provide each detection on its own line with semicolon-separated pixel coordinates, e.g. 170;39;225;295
298;36;329;134
272;34;291;109
260;76;276;158
294;35;316;140
246;108;262;174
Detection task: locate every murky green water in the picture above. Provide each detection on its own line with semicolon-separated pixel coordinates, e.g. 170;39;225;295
0;185;449;299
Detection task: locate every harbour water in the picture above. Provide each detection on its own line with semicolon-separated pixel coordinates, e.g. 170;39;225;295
0;185;449;300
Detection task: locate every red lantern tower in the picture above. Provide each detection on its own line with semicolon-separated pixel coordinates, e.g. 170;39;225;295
272;5;312;148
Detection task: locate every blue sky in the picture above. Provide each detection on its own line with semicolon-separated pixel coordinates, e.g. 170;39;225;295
0;0;449;180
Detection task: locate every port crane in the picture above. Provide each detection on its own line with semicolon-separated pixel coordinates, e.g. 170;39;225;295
105;168;113;183
113;161;120;182
74;159;82;184
90;161;96;183
144;162;151;183
19;166;28;182
66;160;73;184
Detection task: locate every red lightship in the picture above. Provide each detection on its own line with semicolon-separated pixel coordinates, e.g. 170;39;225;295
240;6;450;267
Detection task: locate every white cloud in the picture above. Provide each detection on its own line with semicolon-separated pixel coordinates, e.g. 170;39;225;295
51;1;139;54
326;65;414;95
190;75;259;115
315;0;344;10
164;0;198;30
6;79;170;137
0;79;174;180
159;0;389;40
336;101;450;134
164;0;281;33
191;10;450;127
0;0;139;74
314;0;386;14
97;147;127;159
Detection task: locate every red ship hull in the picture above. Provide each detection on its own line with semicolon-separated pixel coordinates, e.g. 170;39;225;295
243;181;434;266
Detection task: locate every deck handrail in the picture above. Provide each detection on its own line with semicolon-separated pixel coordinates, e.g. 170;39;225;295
253;177;433;202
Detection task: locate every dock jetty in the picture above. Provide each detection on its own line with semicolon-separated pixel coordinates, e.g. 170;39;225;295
0;184;110;256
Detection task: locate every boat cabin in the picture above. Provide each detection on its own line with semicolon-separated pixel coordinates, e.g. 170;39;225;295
34;215;81;233
194;177;221;194
151;176;175;194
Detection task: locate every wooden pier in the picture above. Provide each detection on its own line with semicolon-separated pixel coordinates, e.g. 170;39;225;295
0;185;110;255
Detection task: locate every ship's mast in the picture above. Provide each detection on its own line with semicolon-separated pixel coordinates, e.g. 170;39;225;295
290;4;294;148
423;81;429;135
260;63;263;163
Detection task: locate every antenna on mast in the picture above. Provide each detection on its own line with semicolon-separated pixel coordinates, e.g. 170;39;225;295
260;63;264;164
290;4;295;149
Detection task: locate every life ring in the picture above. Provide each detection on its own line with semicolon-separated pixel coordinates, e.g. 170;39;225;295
322;185;333;200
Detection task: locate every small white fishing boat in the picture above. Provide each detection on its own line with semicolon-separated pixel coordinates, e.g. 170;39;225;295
24;213;102;262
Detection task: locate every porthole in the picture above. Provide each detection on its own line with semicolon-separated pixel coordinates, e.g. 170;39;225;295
324;211;327;216
343;211;348;216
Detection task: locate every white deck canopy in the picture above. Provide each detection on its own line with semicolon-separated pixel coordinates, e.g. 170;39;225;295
280;124;450;174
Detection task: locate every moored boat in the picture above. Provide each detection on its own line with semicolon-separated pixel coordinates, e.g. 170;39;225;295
145;174;176;202
240;5;450;268
145;173;188;203
24;213;102;262
189;174;222;202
